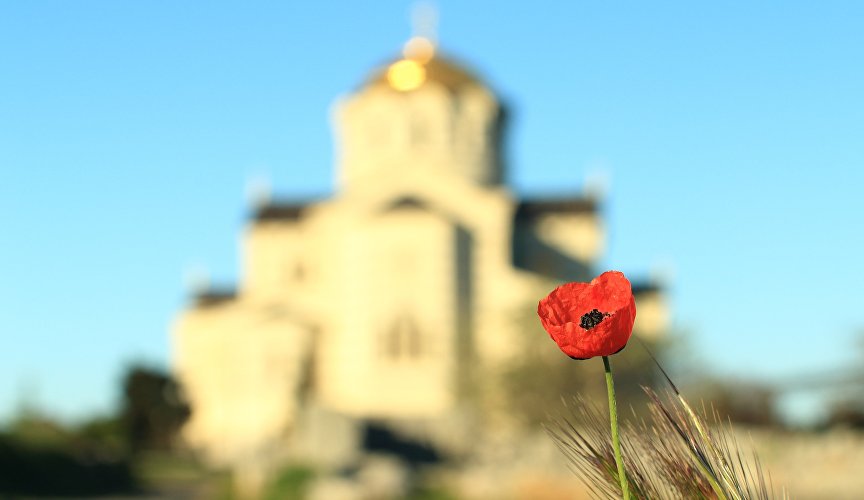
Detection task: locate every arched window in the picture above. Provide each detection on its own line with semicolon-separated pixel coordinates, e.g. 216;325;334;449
383;314;422;360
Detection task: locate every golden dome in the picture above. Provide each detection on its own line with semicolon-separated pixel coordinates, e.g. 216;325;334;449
386;59;426;91
370;37;481;92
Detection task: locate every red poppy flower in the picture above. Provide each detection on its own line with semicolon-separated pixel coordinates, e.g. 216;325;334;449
537;271;637;360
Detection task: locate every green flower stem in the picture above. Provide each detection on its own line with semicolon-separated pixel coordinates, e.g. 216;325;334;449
603;355;630;500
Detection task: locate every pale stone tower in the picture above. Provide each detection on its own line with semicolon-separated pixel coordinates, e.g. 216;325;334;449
337;36;504;189
316;36;516;419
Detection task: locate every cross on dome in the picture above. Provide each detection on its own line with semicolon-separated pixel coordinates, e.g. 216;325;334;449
382;4;480;92
385;3;438;91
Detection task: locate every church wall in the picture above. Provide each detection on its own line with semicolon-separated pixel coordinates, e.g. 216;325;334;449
454;86;500;184
633;289;669;340
242;220;305;300
335;88;411;188
512;211;602;283
173;303;311;466
335;81;501;191
533;212;604;263
314;207;458;418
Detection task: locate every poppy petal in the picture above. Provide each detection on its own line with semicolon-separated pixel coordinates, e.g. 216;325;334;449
537;271;636;360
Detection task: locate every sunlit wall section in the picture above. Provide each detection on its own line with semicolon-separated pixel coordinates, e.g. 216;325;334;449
241;207;307;301
172;302;311;466
314;206;457;417
632;283;670;340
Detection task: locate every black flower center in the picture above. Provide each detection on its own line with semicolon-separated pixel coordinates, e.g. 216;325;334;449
579;309;610;330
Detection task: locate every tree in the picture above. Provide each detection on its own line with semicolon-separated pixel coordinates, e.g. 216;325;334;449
121;365;190;453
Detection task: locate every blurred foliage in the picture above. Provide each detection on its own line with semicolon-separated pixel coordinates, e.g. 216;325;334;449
0;414;135;496
692;379;778;426
0;363;193;496
122;365;191;453
262;465;315;500
130;451;234;499
824;333;864;429
78;414;127;453
408;484;460;500
825;401;864;429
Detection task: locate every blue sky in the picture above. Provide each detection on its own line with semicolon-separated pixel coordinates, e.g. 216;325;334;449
1;1;862;423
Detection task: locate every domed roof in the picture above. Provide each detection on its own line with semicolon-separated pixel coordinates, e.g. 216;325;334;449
367;37;483;92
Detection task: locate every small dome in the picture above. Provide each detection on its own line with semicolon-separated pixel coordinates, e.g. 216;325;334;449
367;37;482;92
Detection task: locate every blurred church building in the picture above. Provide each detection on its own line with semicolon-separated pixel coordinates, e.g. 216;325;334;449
171;35;668;487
